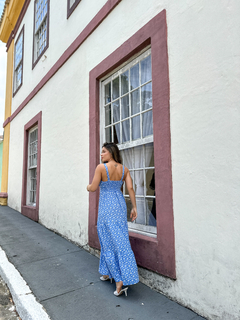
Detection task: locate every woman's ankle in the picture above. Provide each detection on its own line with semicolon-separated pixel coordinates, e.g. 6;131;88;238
116;280;123;293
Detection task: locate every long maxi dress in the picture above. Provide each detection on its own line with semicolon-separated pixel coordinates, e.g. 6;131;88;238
97;163;139;286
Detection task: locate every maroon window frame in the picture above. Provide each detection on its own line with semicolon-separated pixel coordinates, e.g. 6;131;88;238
67;0;81;19
89;10;176;279
32;0;50;69
13;25;24;97
21;111;42;221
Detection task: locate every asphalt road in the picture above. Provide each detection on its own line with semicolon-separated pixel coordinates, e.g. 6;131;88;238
0;276;20;320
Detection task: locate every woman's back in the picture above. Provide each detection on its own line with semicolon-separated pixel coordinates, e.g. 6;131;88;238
101;163;124;182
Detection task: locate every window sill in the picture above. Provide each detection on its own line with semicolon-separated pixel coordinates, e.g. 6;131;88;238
21;205;38;221
128;227;157;239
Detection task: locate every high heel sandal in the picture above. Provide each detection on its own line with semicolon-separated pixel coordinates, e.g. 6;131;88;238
114;287;128;297
100;276;113;283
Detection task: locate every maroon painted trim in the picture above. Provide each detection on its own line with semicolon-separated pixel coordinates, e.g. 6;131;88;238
89;10;176;279
32;0;50;69
6;0;31;52
3;118;10;128
67;0;81;19
13;25;24;97
2;0;122;128
21;111;42;221
6;31;14;52
0;193;8;198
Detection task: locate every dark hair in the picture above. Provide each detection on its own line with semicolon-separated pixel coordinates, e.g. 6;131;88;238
102;142;122;164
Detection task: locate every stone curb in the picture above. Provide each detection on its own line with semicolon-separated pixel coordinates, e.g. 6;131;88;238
0;246;51;320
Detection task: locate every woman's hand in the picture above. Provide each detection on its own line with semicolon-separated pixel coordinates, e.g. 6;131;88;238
130;207;137;222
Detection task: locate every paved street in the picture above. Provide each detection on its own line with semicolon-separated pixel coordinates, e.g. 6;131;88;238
0;206;207;320
0;276;20;320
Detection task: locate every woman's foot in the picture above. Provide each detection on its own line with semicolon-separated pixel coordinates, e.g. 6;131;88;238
100;275;113;283
114;281;128;297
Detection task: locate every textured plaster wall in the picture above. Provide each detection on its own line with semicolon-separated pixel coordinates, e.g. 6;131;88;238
7;0;240;319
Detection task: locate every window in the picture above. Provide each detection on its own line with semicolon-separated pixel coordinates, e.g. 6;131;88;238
33;0;49;68
89;10;175;278
101;49;156;236
22;112;42;222
13;26;24;96
67;0;81;19
27;127;38;205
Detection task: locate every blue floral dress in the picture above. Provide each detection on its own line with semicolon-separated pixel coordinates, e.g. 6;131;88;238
97;163;139;286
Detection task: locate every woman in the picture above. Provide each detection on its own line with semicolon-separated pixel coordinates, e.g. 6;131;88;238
87;142;139;296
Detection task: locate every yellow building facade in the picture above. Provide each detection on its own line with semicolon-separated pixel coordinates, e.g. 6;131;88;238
0;0;25;205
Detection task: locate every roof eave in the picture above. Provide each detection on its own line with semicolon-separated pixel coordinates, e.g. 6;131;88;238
0;0;25;43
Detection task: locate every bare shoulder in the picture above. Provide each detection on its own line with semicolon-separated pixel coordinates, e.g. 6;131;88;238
123;165;129;179
96;164;105;172
124;166;129;173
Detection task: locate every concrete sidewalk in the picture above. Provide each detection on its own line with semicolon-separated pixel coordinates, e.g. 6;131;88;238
0;206;206;320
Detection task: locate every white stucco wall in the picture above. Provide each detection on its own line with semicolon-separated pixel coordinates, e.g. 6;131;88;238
11;0;108;113
7;0;240;319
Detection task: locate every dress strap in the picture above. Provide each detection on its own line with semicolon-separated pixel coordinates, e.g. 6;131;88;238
104;163;110;181
121;165;125;182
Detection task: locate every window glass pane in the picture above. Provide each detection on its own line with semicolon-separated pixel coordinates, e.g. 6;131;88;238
126;198;132;222
141;54;152;84
145;143;154;167
36;18;47;58
112;100;120;123
122;119;130;142
31;169;37;190
105;105;111;126
112;77;119;100
35;0;48;30
30;168;37;204
146;169;155;196
121;95;129;119
142;110;153;137
135;198;145;225
29;129;38;168
15;34;23;67
146;198;156;226
123;148;133;169
131;89;140;115
130;63;139;90
141;82;152;111
16;65;22;87
134;170;144;196
33;153;37;167
121;70;129;95
131;116;140;140
105;127;112;143
105;82;111;104
134;145;143;168
113;124;120;144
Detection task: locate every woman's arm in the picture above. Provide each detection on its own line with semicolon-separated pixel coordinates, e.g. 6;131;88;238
87;164;103;192
125;168;137;222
